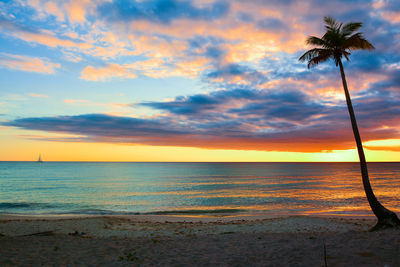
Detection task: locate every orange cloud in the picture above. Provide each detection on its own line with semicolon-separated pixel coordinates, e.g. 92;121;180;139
28;93;49;98
0;53;60;74
27;0;94;24
64;99;89;104
80;56;210;81
381;11;400;23
125;16;305;71
15;30;92;49
44;1;65;21
64;0;91;23
172;57;211;78
80;63;137;81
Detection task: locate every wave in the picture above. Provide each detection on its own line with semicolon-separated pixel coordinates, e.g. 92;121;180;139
0;202;84;214
0;202;245;216
63;208;245;216
0;202;57;209
145;208;245;215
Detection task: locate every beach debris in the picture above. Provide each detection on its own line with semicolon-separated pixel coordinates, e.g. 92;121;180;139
323;241;328;267
68;231;86;237
21;231;54;237
221;231;235;235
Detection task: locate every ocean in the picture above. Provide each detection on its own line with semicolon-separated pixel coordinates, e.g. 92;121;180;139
1;162;399;217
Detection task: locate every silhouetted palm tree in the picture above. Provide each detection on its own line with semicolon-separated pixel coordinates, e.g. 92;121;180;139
299;16;400;230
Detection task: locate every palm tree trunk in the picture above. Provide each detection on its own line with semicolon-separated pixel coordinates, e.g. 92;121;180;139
338;59;400;230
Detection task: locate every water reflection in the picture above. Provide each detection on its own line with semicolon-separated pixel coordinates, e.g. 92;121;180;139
0;162;399;216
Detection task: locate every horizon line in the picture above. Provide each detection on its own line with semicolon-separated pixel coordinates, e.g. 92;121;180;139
1;161;399;163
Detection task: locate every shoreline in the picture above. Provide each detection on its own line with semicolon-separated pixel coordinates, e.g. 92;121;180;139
0;212;378;222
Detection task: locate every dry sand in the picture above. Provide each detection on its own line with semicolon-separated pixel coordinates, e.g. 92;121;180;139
1;214;400;266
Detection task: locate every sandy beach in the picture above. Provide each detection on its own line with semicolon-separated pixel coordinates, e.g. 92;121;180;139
1;214;399;266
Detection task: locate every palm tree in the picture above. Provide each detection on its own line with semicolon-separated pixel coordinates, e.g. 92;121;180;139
299;16;400;230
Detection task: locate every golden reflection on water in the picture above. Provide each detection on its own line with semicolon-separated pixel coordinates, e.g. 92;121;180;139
101;169;399;216
99;175;399;216
164;167;397;216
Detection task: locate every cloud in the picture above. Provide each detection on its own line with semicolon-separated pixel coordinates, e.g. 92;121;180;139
64;99;89;104
43;1;65;21
206;64;267;85
0;53;60;74
80;63;137;81
26;0;94;24
0;15;92;49
64;0;93;24
141;88;327;127
28;93;49;98
3;111;397;152
5;86;400;152
4;114;186;138
98;0;230;24
141;93;224;115
229;91;324;121
17;30;92;50
80;57;210;81
256;17;286;30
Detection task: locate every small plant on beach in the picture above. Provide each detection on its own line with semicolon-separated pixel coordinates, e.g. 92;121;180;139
118;251;139;262
299;16;400;231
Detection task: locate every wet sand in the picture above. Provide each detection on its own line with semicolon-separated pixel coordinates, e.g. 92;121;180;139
1;214;399;266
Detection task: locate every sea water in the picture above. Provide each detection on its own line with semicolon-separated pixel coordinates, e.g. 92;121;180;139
1;162;399;216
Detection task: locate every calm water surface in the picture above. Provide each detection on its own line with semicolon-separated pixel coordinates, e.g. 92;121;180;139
1;162;399;216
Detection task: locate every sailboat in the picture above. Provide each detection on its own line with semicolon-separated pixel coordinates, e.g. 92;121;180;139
38;154;43;163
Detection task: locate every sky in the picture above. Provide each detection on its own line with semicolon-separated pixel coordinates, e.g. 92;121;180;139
1;0;400;162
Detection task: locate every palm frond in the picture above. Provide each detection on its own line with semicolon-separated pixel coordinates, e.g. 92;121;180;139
324;16;340;31
342;22;362;36
299;48;322;62
343;33;375;51
343;51;351;61
306;36;326;47
308;51;332;68
322;30;343;48
298;48;333;68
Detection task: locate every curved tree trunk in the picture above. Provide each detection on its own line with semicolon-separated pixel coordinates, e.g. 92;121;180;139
338;59;400;230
